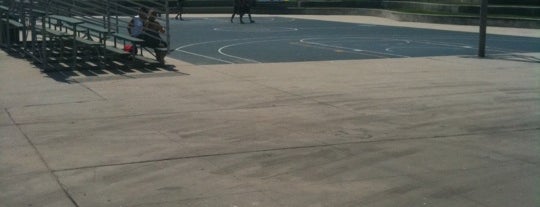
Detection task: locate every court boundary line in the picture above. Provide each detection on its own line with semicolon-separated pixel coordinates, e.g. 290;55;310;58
300;37;411;58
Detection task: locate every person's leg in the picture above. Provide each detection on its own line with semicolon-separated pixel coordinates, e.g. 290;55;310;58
131;41;138;57
177;6;184;20
155;41;167;65
154;48;164;64
179;12;183;20
248;11;254;23
239;13;245;24
175;0;183;20
230;12;235;23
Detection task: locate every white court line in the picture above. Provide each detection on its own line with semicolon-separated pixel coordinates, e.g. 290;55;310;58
484;47;528;53
213;27;298;32
414;40;473;48
310;37;520;55
218;43;261;63
385;46;469;53
174;37;301;64
174;37;284;64
176;49;234;64
254;17;296;23
218;38;299;63
174;36;297;50
413;40;526;53
175;39;246;50
297;25;373;30
300;37;410;58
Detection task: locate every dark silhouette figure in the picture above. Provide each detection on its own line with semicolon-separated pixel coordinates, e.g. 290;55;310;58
231;0;254;24
174;0;184;20
143;11;168;64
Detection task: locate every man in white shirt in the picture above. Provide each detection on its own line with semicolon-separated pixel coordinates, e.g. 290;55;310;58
127;7;149;55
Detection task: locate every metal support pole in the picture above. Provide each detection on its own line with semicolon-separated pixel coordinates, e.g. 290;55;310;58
42;0;50;69
106;0;110;30
22;0;28;49
71;0;75;16
165;0;170;51
30;0;35;56
478;0;488;57
114;0;119;35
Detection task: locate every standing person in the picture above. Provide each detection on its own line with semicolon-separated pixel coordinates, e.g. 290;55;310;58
127;7;149;56
143;11;167;64
230;0;254;24
174;0;185;20
243;0;255;23
230;0;241;23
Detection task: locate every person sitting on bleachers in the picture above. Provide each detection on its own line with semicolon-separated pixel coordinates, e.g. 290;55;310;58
142;11;167;64
127;7;149;56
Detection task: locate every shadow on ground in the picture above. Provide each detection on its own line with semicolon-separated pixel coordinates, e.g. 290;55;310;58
1;46;187;83
485;54;540;63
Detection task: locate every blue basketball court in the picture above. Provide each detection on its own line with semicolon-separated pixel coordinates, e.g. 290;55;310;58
164;16;540;65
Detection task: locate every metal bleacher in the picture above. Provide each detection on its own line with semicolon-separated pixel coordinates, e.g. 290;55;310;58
0;0;171;70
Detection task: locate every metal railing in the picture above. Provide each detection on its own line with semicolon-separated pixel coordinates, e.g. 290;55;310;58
0;0;170;69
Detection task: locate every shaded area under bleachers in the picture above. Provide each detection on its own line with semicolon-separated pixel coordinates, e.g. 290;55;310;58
0;0;178;82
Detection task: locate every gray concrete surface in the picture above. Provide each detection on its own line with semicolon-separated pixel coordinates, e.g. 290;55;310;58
1;15;539;207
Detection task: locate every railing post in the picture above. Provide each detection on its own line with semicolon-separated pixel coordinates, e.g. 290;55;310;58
478;0;488;58
106;0;110;30
165;0;170;51
42;0;50;69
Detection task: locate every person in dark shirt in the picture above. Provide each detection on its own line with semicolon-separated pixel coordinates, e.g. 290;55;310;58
174;0;185;20
230;0;254;24
143;11;167;64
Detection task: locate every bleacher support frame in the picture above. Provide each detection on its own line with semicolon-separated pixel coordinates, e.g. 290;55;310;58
0;0;171;70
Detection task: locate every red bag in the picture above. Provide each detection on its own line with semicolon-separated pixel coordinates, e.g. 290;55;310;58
123;44;133;52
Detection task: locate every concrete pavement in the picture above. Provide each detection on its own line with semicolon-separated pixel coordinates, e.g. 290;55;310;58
1;15;539;207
